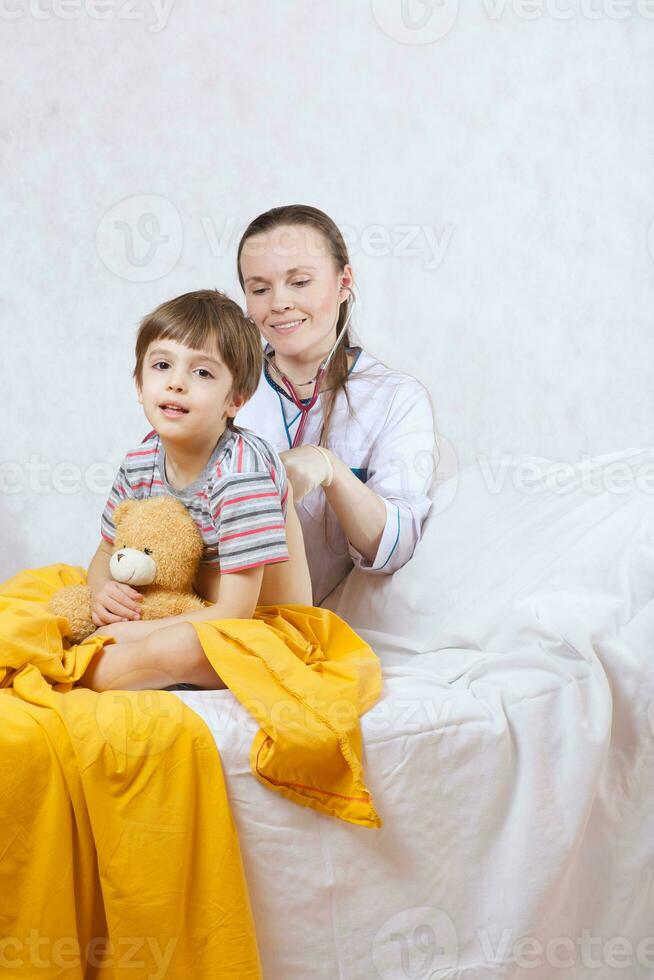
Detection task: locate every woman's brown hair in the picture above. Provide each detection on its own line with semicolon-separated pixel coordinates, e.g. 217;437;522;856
236;204;356;448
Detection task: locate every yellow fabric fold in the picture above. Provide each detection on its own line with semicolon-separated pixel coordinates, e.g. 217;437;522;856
0;564;261;979
192;604;383;829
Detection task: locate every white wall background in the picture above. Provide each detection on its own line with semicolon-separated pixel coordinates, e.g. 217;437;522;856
2;0;653;578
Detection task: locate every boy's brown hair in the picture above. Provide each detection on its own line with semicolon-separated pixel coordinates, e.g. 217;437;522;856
133;289;263;429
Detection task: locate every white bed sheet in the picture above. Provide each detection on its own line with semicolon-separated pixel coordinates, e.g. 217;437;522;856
175;448;654;980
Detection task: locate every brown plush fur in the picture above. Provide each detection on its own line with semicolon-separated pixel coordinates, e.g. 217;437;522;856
48;496;209;642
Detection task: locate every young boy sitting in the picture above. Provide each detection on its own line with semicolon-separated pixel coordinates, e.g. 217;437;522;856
78;289;312;692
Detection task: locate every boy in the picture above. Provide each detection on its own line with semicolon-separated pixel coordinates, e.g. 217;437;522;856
79;290;312;692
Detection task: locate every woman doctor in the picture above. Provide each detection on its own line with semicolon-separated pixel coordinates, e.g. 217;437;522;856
236;205;437;607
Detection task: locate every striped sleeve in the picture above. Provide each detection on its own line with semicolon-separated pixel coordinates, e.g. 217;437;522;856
100;461;134;545
209;471;289;573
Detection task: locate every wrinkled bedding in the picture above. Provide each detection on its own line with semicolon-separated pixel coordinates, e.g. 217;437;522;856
173;448;654;979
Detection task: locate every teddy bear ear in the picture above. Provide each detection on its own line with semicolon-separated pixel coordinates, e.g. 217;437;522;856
113;499;136;529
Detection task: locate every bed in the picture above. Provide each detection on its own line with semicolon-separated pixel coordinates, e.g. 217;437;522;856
171;447;654;980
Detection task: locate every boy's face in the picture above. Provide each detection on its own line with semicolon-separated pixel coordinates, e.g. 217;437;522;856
137;338;245;444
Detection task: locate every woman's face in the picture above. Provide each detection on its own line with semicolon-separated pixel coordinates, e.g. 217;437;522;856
240;224;353;360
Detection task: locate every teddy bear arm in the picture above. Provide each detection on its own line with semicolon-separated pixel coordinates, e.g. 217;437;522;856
47;585;95;643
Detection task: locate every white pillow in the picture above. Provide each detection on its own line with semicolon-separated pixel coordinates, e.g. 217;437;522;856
324;448;654;667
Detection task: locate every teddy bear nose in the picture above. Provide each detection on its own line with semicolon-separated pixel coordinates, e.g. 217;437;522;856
116;553;123;562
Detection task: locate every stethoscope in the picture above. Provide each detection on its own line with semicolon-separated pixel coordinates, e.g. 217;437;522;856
262;289;355;449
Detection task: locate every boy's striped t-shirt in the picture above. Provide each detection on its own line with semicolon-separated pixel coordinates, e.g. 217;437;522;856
101;425;289;573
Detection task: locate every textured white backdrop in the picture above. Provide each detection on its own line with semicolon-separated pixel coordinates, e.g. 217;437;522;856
2;0;653;577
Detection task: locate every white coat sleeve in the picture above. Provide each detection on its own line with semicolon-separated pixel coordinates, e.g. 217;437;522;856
347;379;436;575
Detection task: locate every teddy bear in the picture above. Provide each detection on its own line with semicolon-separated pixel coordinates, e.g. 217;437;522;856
48;495;209;642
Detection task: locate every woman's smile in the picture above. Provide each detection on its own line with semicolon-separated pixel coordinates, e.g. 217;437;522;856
270;317;307;334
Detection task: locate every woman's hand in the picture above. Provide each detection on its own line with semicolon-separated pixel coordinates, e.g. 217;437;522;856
279;446;334;501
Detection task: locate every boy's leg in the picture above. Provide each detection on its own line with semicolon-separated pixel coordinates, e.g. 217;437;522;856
78;624;226;692
77;638;167;692
145;623;227;690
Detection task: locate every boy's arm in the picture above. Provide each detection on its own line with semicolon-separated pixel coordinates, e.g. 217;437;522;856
90;463;286;641
89;452;146;623
192;563;264;620
87;538;144;625
91;564;265;641
86;539;114;595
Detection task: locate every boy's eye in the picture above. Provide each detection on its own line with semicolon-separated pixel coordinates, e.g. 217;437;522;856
293;279;310;287
195;368;213;379
251;287;267;295
153;361;169;370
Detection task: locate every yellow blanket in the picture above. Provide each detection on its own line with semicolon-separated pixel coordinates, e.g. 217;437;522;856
0;563;382;977
0;564;261;979
192;606;382;830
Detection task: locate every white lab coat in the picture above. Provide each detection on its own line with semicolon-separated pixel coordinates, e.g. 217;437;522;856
235;345;436;605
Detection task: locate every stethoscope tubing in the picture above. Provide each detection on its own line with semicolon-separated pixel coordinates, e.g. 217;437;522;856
280;367;326;448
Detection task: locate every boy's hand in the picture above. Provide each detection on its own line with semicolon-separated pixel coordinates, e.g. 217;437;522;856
91;581;143;626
